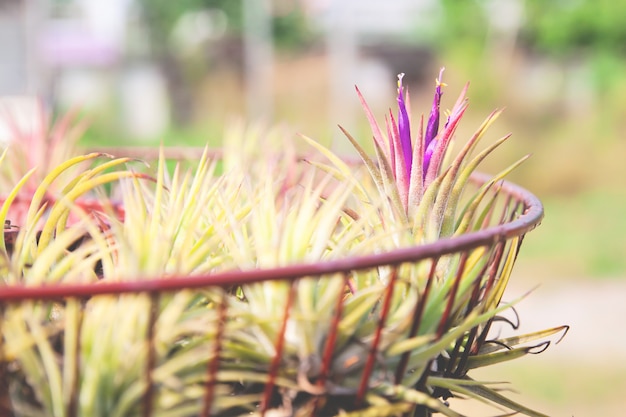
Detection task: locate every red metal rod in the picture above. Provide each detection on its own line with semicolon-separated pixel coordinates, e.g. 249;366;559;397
446;251;492;377
355;266;399;406
0;173;542;302
67;299;82;417
318;274;349;387
446;252;493;377
394;257;439;384
312;273;350;415
0;306;14;417
142;293;160;417
260;282;296;415
436;252;470;338
472;240;508;354
201;290;229;417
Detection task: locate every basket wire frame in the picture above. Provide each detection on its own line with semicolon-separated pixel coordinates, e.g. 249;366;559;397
0;149;543;417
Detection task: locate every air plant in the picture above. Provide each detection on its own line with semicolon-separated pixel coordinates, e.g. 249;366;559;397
0;103;95;226
0;71;566;417
298;69;568;416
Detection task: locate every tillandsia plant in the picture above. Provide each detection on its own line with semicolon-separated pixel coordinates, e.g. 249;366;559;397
0;103;97;226
306;69;525;242
0;70;566;417
298;68;568;416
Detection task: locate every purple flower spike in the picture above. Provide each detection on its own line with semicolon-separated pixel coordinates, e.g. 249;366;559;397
424;68;445;151
423;67;445;176
396;73;412;180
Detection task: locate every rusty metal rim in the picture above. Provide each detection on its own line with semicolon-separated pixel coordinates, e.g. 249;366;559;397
0;152;543;301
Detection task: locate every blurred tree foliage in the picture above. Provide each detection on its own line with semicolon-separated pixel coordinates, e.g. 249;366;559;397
272;7;315;50
438;0;489;50
439;0;626;57
521;0;626;56
136;0;313;125
521;0;626;95
139;0;242;44
439;0;626;95
138;0;313;52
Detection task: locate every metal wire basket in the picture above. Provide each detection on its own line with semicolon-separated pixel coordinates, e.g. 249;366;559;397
0;148;543;417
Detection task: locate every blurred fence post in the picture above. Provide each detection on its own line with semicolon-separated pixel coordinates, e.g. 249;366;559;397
243;0;273;123
24;0;44;95
326;0;358;155
0;0;28;95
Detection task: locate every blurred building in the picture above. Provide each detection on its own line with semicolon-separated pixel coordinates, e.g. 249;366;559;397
1;0;169;140
1;0;445;143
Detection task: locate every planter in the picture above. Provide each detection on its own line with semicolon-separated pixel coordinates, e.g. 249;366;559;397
0;146;547;417
0;70;567;417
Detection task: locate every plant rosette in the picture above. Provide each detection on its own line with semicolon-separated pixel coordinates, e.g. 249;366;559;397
0;106;130;265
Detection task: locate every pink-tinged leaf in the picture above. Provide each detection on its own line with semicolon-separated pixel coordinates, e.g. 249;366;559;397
422;135;437;177
385;114;396;177
355;85;387;156
48;106;84;150
388;110;409;211
407;114;425;216
453;82;470;113
424;100;469;187
372;138;408;224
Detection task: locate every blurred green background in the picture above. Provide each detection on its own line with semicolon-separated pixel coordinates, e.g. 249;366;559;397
2;0;625;415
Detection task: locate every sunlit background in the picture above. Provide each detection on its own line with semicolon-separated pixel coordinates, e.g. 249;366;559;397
2;0;625;415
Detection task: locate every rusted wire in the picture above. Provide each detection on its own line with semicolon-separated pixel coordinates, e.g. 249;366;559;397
317;273;349;387
142;292;160;417
0;174;542;303
436;251;469;339
356;266;399;406
260;281;297;415
394;257;439;384
201;289;229;417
